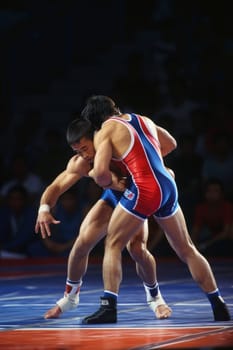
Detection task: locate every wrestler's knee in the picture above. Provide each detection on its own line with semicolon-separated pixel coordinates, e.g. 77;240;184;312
105;232;127;253
176;242;199;263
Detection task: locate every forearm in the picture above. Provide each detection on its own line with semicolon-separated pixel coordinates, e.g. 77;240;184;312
88;168;112;188
96;173;112;188
39;185;61;208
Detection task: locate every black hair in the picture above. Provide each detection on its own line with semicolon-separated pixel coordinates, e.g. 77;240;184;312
81;95;120;130
66;118;95;145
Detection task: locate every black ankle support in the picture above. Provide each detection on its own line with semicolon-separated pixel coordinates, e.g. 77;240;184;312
82;297;117;324
213;299;231;321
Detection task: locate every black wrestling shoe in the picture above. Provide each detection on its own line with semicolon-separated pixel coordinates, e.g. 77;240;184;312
82;297;117;324
213;299;231;321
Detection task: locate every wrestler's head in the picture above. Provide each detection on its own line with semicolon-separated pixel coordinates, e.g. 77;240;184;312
81;95;120;130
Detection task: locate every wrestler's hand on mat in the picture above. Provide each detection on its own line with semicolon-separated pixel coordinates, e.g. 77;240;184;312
35;211;60;239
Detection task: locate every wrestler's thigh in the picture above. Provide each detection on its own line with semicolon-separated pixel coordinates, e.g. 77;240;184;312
78;199;113;246
128;220;149;246
107;205;144;249
154;207;192;255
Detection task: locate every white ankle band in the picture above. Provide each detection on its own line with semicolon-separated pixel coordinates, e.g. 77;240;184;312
147;291;166;312
57;293;79;312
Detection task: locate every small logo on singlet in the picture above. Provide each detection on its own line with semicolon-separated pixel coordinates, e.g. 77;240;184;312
124;189;135;200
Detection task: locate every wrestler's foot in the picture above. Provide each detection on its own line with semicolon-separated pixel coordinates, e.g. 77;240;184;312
154;303;172;319
44;292;80;319
44;305;62;319
82;297;117;324
147;291;172;319
213;299;231;321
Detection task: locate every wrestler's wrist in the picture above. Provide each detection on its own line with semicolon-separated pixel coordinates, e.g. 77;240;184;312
38;204;50;213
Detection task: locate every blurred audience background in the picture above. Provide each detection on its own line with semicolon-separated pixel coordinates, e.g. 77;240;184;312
0;1;232;258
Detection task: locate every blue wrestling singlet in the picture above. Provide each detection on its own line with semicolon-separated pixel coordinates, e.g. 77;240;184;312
101;189;123;209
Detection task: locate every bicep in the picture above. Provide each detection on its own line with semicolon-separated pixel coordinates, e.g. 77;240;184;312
52;171;81;192
56;156;91;191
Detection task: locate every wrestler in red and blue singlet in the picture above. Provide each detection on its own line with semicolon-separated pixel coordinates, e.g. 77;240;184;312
102;113;179;220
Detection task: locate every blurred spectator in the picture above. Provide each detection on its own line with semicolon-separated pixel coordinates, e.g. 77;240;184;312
202;131;233;200
0;105;12;170
12;109;45;169
190;108;210;158
203;102;233;155
35;128;72;186
191;178;233;257
29;187;83;257
0;155;6;193
112;51;159;116
156;79;199;138
0;185;37;258
0;153;45;204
